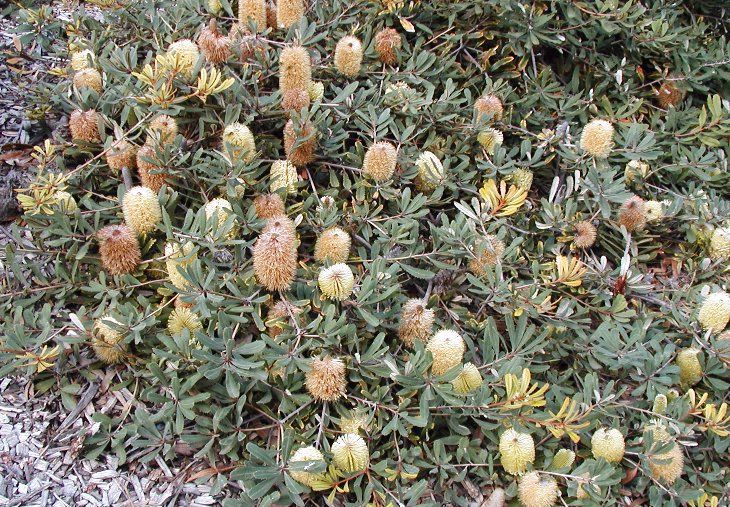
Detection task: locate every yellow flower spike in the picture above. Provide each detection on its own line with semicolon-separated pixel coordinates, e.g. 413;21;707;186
478;179;527;217
554;255;587;287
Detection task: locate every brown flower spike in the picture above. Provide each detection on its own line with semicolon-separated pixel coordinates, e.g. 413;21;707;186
398;298;435;347
374;28;401;65
253;193;286;219
98;225;141;275
283;119;316;166
618;195;647;232
253;216;298;291
305;356;346;401
69;110;101;143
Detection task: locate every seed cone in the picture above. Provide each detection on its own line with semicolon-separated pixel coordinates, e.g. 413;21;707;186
709;227;730;260
499;429;535;475
468;235;505;275
198;21;232;64
314;227;351;263
591;428;625;463
362;141;397;182
276;0;304;28
73;68;102;93
657;81;683;109
518;472;559;507
331;434;369;473
165;241;197;290
253;217;297;291
334;36;363;77
281;87;310;114
279;46;312;94
270;160;298;195
318;263;355;300
289;446;325;487
283;119;317;166
136;145;168;191
148;114;178;145
573;221;597;249
253;193;286;219
239;0;267;30
266;300;302;339
106;139;137;172
397;298;435;347
580;119;614;158
698;291;730;332
98;225;141;275
71;49;94;71
305;356;346;401
168;307;202;335
223;122;256;163
374;28;401;65
676;348;703;388
474;94;503;122
414;151;445;191
426;329;465;375
166;39;200;77
451;362;483;394
204;198;237;238
123;186;162;235
92;316;127;363
618;195;647;232
69;110;101;143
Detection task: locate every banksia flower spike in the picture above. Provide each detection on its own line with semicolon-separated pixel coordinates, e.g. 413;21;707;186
591;428;625;463
653;394;668;414
477;128;504;155
270;160;298;195
288;446;325;487
222;122;256;163
279;46;311;94
70;49;94;71
147;114;178;145
314;227;351;263
253;216;298;291
697;291;730;332
305;356;346;401
106;139;137;172
644;425;684;485
518;472;559;507
657;81;683;109
207;0;222;14
166;39;200;78
197;20;232;64
168;307;202;336
414;150;445;191
122;186;162;235
468;235;505;275
239;0;267;30
266;300;302;339
92;316;127;363
572;221;597;249
398;298;435;347
136;145;167;191
644;200;664;222
334;36;363;77
451;362;483;394
318;263;355;300
580;119;614;158
253;193;286;219
362;141;398;182
374;28;402;65
474;94;503;122
709;227;730;260
281;88;310;113
98;225;141;275
331;433;369;473
276;0;305;28
307;81;324;101
499;428;535;475
69;110;101;143
677;348;703;388
426;329;465;375
283;119;317;166
165;241;197;290
618;195;647;232
509;167;534;191
550;449;575;469
204;197;237;239
73;68;102;93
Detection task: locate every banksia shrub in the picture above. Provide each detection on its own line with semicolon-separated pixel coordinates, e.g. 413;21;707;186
518;472;559;507
69;109;101;142
222;122;256;163
122;186;161;235
279;46;311;94
92;316;127;364
362;141;397;182
269;160;297;195
451;363;483;394
253;193;286;219
305;356;346;401
580;119;614;158
253;217;297;291
266;300;302;339
73;68;102;93
97;225;141;275
331;434;369;473
283;119;317;166
239;0;267;30
676;348;703;387
136;145;167;191
165;241;197;290
106;139;137;172
426;330;465;375
474;94;503;122
197;20;231;64
167;307;202;336
314;227;351;263
709;227;730;260
618;195;647;232
697;291;730;332
334;36;363;77
468;235;505;275
591;428;625;463
288;446;325;487
276;0;305;28
374;28;401;65
397;298;435;347
281;88;310;114
318;263;355;300
499;429;535;475
572;221;597;249
166;39;200;77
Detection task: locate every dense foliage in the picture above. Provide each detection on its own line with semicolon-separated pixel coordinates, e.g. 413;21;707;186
2;0;729;505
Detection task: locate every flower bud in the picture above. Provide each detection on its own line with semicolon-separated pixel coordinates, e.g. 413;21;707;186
618;195;647;232
580;119;614;158
474;94;503;122
204;198;237;239
98;225;141;275
266;300;302;339
54;191;77;213
591;428;625;463
676;348;702;388
451;362;483;394
318;263;355;300
509;168;533;191
426;329;465;375
281;88;310;113
253;193;286;219
468;235;505;275
276;0;305;28
165;241;197;290
284;119;317;166
168;307;202;336
362;141;397;182
314;227;351;263
166;39;200;78
652;394;668;414
331;433;369;473
499;429;535;475
223;122;256;163
70;49;94;71
148;114;178;145
644;425;684;485
518;472;559;507
106;139;137;172
92;315;127;363
136;145;168;191
307;81;324;101
414;151;445;191
698;291;730;332
123;186;161;235
239;0;267;30
197;21;232;64
305;356;346;401
550;449;575;469
657;81;683;109
334;36;363;77
279;46;311;94
477;128;503;155
397;298;434;347
572;221;597;249
709;227;730;260
270;160;298;195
